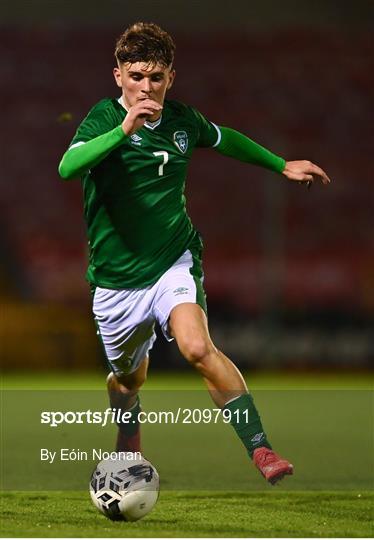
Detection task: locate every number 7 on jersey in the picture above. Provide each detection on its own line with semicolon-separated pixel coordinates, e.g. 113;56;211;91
153;151;169;176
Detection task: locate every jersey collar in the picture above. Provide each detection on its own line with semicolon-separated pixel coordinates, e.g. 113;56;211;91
118;96;163;130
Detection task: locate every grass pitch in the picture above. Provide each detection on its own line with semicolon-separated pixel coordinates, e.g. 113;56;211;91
1;490;373;537
1;371;373;537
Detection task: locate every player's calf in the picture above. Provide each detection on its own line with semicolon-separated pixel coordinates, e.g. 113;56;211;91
106;372;143;453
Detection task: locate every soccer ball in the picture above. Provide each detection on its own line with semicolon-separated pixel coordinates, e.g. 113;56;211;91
89;454;159;521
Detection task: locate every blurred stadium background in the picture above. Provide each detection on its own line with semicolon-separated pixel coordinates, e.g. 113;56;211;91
1;0;373;373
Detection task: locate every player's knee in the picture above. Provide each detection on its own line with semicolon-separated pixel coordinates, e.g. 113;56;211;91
179;337;216;365
106;371;146;393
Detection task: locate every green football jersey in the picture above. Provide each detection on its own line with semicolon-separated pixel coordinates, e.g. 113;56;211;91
69;98;220;289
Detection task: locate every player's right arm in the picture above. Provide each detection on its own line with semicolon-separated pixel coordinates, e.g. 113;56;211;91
121;99;162;136
58;126;126;180
58;99;161;180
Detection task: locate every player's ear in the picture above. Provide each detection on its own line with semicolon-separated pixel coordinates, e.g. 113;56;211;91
113;67;122;88
167;69;176;90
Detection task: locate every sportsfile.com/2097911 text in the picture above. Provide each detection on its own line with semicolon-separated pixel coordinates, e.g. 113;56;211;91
40;408;250;427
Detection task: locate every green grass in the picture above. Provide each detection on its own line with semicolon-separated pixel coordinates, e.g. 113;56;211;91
1;490;373;537
1;371;373;537
2;369;373;390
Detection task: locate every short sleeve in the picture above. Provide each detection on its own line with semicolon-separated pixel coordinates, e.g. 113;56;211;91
69;99;119;148
189;107;221;148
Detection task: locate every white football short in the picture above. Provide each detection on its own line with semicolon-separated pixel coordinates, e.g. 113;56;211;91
92;249;206;377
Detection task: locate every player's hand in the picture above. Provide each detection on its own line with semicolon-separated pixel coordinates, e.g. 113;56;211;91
282;160;331;187
121;99;163;136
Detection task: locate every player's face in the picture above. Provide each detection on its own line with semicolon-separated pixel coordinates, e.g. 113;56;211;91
113;62;175;119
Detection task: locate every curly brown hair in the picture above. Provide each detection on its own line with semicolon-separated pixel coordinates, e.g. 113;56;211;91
115;22;175;67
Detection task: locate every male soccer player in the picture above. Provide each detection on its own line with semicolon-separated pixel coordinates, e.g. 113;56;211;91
59;22;330;484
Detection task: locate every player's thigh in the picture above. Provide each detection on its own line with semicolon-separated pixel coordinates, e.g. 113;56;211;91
93;286;156;378
169;303;216;362
153;249;207;340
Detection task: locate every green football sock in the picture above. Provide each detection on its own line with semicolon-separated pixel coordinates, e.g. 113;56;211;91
108;391;141;437
223;393;272;458
116;395;141;437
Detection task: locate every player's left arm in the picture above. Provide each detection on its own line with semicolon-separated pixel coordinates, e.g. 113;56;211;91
281;159;330;185
214;126;331;185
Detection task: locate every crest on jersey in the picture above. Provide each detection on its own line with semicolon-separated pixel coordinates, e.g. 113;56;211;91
173;131;188;154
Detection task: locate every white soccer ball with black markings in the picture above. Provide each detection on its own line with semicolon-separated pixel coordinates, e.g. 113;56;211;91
89;455;159;521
